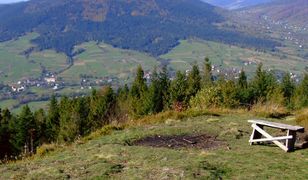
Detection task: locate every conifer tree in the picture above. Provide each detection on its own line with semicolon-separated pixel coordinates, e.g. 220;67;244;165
46;95;60;142
34;109;47;146
251;63;277;102
75;97;90;136
0;108;12;158
170;71;188;104
281;73;295;106
202;57;213;87
293;73;308;108
130;65;147;98
88;86;116;129
146;68;164;114
129;66;149;116
159;66;171;109
238;69;248;89
187;64;201;98
58;96;78;142
12;106;36;154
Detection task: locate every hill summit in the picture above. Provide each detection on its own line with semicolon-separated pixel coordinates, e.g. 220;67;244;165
0;0;277;56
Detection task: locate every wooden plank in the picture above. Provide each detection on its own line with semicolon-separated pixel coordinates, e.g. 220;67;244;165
249;136;293;143
248;120;304;132
252;124;288;152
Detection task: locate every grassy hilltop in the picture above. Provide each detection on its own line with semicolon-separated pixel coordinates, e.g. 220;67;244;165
0;111;307;179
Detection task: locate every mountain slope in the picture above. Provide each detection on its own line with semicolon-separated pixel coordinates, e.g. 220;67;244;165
0;0;278;56
244;0;308;26
201;0;272;9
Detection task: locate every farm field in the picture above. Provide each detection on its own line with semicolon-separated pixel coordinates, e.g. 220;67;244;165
11;101;49;114
1;113;307;179
161;39;307;75
59;42;159;84
0;33;68;84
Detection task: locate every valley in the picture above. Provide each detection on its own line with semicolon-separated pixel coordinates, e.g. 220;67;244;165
0;32;306;112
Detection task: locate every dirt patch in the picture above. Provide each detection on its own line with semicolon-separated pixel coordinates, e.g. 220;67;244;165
133;134;225;150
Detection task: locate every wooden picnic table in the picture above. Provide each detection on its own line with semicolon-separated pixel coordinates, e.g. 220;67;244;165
248;120;304;152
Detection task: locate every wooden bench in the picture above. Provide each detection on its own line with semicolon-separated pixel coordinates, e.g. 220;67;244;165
248;120;304;152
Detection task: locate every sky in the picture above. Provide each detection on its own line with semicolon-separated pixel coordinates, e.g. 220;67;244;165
0;0;28;4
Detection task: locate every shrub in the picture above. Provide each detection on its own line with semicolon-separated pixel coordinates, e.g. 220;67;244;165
190;86;223;110
36;144;58;157
251;101;290;118
296;108;308;129
84;125;124;141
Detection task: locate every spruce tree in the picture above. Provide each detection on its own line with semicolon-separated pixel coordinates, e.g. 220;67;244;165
202;57;213;87
170;71;188;104
251;63;277;102
238;69;248;89
75;98;90;136
293;74;308;108
130;65;147;98
159;66;171;109
187;64;201;98
58;96;78;142
13;106;36;154
88;86;116;129
34;109;47;146
281;73;295;106
0;108;12;158
46;95;60;142
146;68;164;114
129;65;149;116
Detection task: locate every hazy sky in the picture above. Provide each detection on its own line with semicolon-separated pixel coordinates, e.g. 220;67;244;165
0;0;28;4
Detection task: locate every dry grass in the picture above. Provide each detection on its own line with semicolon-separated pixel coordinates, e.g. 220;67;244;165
295;108;308;129
83;125;125;141
36;143;63;157
251;102;290;119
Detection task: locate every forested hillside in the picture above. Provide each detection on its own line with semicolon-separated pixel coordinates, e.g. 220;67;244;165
0;0;278;56
243;0;308;26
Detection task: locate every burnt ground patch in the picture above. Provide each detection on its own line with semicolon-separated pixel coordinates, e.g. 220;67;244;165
132;134;226;150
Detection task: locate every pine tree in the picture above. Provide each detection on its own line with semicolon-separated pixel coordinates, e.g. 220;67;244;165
159;66;171;109
238;69;248;89
12;106;36;154
187;64;201;98
58;96;78;142
130;65;147;98
88;86;116;130
129;65;149;116
34;109;47;146
0;108;12;158
170;71;188;105
202;57;213;87
75;97;90;136
46;95;60;142
293;73;308;108
251;63;277;102
146;68;164;114
281;73;295;106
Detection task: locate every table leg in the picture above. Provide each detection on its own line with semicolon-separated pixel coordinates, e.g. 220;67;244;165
286;130;297;152
250;124;264;145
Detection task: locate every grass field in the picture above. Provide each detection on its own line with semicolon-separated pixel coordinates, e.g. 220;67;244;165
59;42;159;84
12;101;49;114
161;39;307;75
0;33;68;84
0;99;19;110
1;113;307;179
